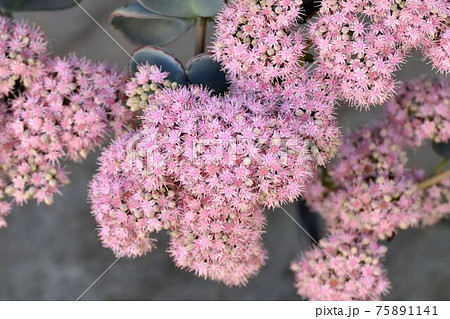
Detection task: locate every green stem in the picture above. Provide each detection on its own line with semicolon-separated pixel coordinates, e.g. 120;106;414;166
418;169;450;190
195;17;208;55
432;159;449;176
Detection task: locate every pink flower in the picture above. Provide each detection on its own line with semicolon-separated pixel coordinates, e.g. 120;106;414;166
310;1;406;106
0;16;48;99
305;124;421;240
213;0;306;93
309;0;449;106
89;132;180;258
420;177;450;226
385;77;450;146
168;191;267;286
0;19;132;227
137;75;340;209
291;232;390;301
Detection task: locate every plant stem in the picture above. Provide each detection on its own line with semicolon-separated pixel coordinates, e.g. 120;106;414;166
432;158;449;176
418;169;450;190
195;17;208;55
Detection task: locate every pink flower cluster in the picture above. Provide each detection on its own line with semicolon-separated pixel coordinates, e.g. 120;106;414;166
125;64;178;112
290;232;390;301
140;81;340;209
91;129;268;285
213;0;306;93
296;124;419;300
420;177;450;226
0;17;131;228
305;124;422;240
89;132;179;258
91;60;340;285
385;77;450;146
169;193;267;286
0;17;47;98
311;0;450;106
295;77;450;300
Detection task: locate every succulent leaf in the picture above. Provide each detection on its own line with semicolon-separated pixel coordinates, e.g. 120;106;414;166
138;0;222;18
186;53;229;94
432;141;450;159
111;3;194;47
130;46;188;85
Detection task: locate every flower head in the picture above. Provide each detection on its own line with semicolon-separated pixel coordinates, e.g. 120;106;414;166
420;177;450;226
305;125;421;240
310;0;407;106
0;51;131;226
0;16;48;99
213;0;306;93
169;191;267;286
385;77;450;146
138;77;340;209
290;232;390;301
89;132;180;257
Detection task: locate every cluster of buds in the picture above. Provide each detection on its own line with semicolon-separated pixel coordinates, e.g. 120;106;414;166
125;64;178;112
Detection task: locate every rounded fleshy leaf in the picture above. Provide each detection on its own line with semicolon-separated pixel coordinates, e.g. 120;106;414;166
186;53;229;94
110;3;194;47
432;141;450;159
0;0;80;11
138;0;222;18
130;46;188;85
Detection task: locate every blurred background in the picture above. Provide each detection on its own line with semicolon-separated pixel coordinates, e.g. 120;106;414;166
0;0;449;300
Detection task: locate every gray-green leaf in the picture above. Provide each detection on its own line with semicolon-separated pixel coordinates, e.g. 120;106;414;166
130;46;188;85
186;53;229;94
432;141;450;159
138;0;223;18
111;3;194;47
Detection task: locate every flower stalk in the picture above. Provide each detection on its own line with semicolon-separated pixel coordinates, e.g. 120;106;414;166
432;159;449;176
195;17;208;55
418;169;450;190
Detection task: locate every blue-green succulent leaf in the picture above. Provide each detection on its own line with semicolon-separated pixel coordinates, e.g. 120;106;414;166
111;3;194;47
138;0;222;18
130;46;188;85
432;141;450;159
186;53;229;94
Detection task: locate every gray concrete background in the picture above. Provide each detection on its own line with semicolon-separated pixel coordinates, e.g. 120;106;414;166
0;0;449;300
